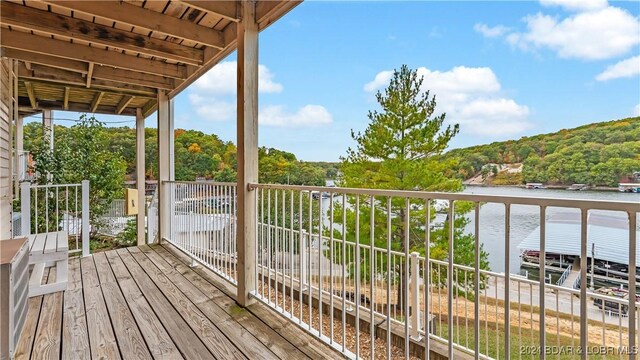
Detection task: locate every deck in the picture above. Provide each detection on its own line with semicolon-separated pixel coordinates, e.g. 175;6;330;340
14;244;342;360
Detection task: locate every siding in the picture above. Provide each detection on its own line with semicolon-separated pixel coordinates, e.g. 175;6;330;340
0;58;15;239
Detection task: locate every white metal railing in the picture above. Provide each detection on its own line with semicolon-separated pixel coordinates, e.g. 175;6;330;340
19;181;90;257
247;183;639;360
147;185;159;243
164;181;238;284
556;264;573;286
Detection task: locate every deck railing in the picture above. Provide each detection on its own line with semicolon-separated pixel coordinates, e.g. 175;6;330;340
163;181;640;359
164;181;238;284
18;181;90;257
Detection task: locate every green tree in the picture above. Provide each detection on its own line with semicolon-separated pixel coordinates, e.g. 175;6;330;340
30;115;127;238
334;65;489;311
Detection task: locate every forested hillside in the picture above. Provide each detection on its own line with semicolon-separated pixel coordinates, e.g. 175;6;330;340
444;117;640;186
23;123;328;185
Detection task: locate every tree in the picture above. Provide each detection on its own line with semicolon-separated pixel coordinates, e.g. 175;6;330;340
334;65;489;312
30;115;127;239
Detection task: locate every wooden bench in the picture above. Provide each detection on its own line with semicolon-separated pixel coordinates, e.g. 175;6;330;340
27;231;68;297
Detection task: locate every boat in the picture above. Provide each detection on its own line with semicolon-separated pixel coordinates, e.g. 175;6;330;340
618;183;640;193
567;183;590;191
592;286;640;316
525;183;545;189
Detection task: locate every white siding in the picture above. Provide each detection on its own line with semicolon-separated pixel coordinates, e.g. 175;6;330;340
0;58;15;239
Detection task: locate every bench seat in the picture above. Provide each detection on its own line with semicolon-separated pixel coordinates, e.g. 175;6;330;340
27;231;68;297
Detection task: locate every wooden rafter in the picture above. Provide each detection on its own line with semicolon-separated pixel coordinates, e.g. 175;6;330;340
142;99;157;118
177;1;239;22
41;1;226;49
8;50;174;90
19;99;137;117
1;1;204;65
63;87;69;110
2;31;188;79
86;62;94;88
24;81;37;109
116;95;135;115
18;64;157;97
90;92;104;113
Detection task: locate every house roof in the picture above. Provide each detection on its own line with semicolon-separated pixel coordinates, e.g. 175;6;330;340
517;211;640;266
0;0;300;117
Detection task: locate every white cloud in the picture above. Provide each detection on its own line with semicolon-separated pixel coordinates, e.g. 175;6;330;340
595;55;640;81
539;0;608;12
364;71;393;92
505;6;639;60
192;61;283;94
474;23;511;38
364;66;532;137
189;94;235;122
634;104;640;117
260;105;333;127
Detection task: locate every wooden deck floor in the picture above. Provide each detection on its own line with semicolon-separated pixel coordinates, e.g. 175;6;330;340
15;244;342;360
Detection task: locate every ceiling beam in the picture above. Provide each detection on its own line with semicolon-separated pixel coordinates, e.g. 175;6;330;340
63;87;70;110
90;92;104;113
116;95;135;115
18;64;157;97
86;62;94;88
176;1;239;22
0;1;204;65
2;30;188;79
7;49;174;90
141;99;157;118
3;49;87;73
41;1;226;49
19;97;137;116
24;81;37;108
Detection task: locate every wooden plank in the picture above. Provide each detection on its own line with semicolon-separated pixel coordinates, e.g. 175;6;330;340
56;231;68;252
103;250;183;359
176;1;239;22
125;247;247;360
62;258;90;360
13;269;50;359
1;1;204;65
86;62;93;88
142;99;157;118
63;86;69;110
43;231;57;254
2;30;187;79
31;269;63;359
93;252;153;360
116;95;134;115
114;248;215;360
81;256;121;360
3;48;87;73
91;66;175;91
30;233;46;255
138;246;280;360
19;64;158;97
44;1;226;49
157;244;335;360
24;80;36;109
90;92;104;113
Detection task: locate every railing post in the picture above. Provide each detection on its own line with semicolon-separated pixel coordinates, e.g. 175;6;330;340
301;230;308;289
410;251;422;340
20;181;31;236
189;211;197;267
147;207;156;244
81;180;90;257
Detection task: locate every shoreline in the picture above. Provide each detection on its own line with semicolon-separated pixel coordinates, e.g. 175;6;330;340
463;183;621;192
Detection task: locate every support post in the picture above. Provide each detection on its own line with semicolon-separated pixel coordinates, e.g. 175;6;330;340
81;180;90;257
15;116;23;190
42;109;53;150
236;0;259;307
136;108;146;245
157;90;173;243
20;182;31;236
410;252;422;340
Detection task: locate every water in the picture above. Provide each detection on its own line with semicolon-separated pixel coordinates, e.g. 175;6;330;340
462;186;640;273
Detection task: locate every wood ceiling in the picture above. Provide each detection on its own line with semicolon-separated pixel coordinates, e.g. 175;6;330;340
0;0;300;118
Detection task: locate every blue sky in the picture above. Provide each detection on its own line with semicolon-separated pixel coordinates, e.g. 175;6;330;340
26;0;640;161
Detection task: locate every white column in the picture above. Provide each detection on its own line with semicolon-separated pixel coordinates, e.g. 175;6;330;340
15;116;23;190
42;109;53;150
157;90;173;243
136;108;146;246
236;0;259;307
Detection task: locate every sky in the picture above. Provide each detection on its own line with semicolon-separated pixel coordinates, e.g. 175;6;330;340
25;0;640;161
